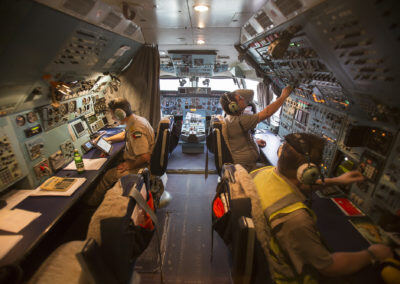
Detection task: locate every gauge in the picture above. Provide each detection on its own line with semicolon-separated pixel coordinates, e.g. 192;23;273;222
87;97;91;102
59;104;67;115
82;98;86;104
16;115;26;126
68;101;76;112
26;111;38;123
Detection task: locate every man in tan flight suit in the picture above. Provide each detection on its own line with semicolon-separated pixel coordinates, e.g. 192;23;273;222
219;86;293;172
87;98;154;206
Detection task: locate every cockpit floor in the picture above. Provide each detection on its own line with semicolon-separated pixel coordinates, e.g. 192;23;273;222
135;174;232;283
167;144;216;172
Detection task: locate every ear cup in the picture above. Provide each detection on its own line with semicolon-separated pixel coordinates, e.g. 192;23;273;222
297;163;320;185
114;108;126;121
228;101;240;114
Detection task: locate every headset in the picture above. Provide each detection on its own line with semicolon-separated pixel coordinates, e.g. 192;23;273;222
108;99;132;122
113;108;126;121
222;92;241;115
285;134;321;185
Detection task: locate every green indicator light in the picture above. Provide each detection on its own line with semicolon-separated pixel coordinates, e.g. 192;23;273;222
345;100;350;104
290;43;295;46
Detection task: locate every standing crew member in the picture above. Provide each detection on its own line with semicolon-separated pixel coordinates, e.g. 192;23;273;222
87;98;154;206
219;85;293;172
252;133;393;283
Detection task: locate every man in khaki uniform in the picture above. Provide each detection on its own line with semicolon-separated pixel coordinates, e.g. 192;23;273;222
252;133;393;283
219;86;293;172
87;98;154;206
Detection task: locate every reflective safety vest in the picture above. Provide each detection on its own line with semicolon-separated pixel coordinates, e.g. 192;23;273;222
251;166;320;284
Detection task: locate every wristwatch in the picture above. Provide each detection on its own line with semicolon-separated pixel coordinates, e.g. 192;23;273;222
366;248;377;265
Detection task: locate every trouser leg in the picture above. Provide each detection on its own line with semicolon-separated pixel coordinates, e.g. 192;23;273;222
86;166;141;207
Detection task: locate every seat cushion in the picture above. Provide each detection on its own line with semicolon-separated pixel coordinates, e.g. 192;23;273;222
29;241;87;284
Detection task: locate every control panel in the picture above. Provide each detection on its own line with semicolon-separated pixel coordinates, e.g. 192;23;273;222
39;95;94;131
0;135;23;189
279;94;346;175
60;140;75;164
161;95;222;117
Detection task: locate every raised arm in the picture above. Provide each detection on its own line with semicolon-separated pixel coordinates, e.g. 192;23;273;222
257;86;293;122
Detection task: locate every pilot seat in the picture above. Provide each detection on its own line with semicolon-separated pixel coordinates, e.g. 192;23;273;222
150;117;172;208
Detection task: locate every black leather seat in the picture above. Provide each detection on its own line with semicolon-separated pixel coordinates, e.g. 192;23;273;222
208;117;233;176
150;117;172;207
169;115;182;154
212;164;272;284
150;117;171;176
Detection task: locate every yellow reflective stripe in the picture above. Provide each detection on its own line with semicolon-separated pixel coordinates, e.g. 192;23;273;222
269;202;311;223
250;165;273;175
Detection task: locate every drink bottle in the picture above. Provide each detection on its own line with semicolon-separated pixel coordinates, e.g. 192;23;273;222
74;149;85;173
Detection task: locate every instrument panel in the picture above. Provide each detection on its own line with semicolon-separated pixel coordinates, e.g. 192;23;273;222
161;95;222;117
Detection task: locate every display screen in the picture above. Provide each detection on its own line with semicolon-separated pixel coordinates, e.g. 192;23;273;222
96;138;111;154
85;142;92;149
73;122;84;134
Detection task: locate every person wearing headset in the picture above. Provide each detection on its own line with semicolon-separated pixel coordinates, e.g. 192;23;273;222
252;133;393;283
87;98;155;206
219;85;293;172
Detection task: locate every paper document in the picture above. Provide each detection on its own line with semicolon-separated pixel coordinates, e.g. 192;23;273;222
63;158;107;170
31;178;86;196
0;190;32;210
0;235;23;260
0;209;41;233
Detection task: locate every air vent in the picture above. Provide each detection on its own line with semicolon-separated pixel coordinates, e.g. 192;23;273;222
244;23;257;37
274;0;303;17
124;24;138;36
102;12;121;29
255;11;273;29
63;0;96;16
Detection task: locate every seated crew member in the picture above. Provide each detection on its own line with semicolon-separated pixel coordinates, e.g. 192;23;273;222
252;133;393;283
87;98;155;206
219;86;293;172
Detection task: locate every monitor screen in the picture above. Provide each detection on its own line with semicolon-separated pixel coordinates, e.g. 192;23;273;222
85;141;92;149
73;122;85;134
96;137;111;154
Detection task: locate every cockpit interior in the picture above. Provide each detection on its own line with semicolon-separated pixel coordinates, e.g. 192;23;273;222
0;0;399;283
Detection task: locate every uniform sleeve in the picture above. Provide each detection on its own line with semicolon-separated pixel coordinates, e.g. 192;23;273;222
127;126;151;156
238;113;259;131
276;210;333;274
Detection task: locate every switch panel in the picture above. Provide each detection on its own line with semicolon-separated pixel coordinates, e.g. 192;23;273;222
33;159;52;179
25;138;44;160
49;150;66;171
60;140;75;163
0;135;23;189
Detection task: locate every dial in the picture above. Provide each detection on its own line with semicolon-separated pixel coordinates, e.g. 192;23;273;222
26;111;38;123
16;115;26;126
68;101;76;112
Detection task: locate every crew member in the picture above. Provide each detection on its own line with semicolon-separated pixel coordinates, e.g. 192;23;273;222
252;133;393;283
87;98;154;206
219;85;293;172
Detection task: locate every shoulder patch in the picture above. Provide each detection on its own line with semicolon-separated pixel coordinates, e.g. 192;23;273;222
132;131;142;139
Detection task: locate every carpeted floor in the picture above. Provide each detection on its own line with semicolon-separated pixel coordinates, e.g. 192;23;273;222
135;174;232;283
167;144;216;171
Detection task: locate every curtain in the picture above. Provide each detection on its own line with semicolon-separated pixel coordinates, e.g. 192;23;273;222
257;82;274;123
116;44;161;128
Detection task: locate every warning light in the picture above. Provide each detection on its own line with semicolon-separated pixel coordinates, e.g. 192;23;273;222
372;129;376;133
382;133;386;137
